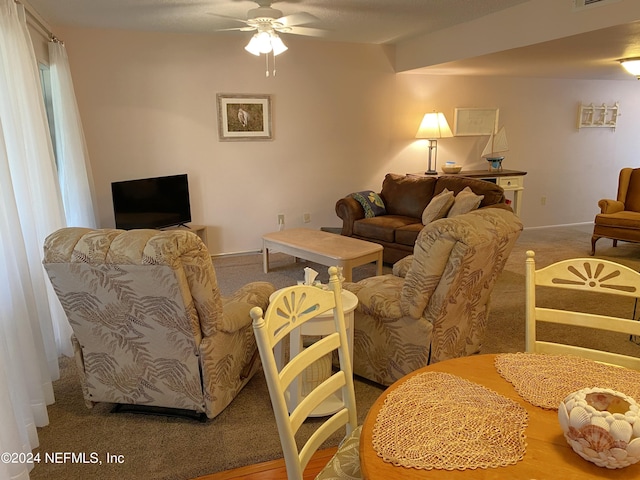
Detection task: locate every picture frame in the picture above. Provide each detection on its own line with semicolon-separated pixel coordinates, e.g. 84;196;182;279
216;94;272;141
453;107;499;136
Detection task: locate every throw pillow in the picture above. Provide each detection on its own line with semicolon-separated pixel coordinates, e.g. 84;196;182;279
447;186;485;218
349;191;386;218
421;188;454;225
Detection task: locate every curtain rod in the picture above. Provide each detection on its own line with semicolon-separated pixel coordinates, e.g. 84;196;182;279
15;0;61;43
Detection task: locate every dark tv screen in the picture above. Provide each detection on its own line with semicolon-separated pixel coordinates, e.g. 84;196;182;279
111;174;192;230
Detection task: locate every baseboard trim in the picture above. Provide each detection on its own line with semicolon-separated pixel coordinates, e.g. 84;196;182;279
210;223;595;256
210;250;261;258
524;221;593;231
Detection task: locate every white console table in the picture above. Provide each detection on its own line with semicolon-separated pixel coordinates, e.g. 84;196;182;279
410;169;527;217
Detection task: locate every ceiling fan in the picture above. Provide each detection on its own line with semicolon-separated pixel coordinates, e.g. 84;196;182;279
210;1;327;38
209;1;328;65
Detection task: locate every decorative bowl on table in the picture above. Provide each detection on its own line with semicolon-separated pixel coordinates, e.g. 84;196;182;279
558;387;640;469
441;164;462;174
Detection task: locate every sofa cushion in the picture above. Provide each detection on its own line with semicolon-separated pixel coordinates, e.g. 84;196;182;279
422;188;454;224
349;191;386;218
381;173;437;218
395;223;423;246
447;187;484;218
353;216;417;243
435;176;504;207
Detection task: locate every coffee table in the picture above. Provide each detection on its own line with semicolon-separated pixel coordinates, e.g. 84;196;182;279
262;228;383;282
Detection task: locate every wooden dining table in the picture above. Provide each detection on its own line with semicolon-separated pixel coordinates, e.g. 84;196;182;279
359;353;640;479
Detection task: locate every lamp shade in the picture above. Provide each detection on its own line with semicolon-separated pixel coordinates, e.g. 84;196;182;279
620;58;640;78
415;112;453;139
270;34;288;56
244;34;264;56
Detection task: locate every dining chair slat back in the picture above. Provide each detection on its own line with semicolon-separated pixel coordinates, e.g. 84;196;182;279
250;266;360;480
525;250;640;370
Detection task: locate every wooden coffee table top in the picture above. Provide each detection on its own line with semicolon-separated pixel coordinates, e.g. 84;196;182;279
263;228;382;260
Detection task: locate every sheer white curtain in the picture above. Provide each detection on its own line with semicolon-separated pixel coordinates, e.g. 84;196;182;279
0;0;71;477
49;40;98;228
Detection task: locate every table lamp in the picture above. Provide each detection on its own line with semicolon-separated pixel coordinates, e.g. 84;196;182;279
415;112;453;175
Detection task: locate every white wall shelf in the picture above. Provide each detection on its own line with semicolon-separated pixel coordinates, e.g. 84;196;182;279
578;102;619;129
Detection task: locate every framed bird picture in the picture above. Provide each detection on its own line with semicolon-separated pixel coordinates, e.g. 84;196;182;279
216;94;272;141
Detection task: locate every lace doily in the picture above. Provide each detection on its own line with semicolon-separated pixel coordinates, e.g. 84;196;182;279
371;372;528;470
495;352;640;410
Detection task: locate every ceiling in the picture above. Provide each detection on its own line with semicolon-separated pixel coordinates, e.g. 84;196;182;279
412;20;640;81
25;0;530;44
24;0;640;81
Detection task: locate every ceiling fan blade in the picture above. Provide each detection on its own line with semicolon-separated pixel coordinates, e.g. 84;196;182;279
216;27;256;32
206;12;249;24
281;26;330;37
277;12;319;27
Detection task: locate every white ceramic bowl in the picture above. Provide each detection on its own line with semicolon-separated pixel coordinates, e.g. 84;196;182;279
442;165;462;174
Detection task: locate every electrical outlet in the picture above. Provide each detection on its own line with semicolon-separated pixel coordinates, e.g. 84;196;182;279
541;196;547;206
277;214;285;225
303;213;311;223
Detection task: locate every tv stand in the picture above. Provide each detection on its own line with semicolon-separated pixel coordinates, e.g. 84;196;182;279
162;224;208;248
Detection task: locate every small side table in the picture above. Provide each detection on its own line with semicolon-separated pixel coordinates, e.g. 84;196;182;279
270;289;358;416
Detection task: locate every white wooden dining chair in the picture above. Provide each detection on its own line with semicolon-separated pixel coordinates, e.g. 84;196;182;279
250;266;361;480
525;250;640;370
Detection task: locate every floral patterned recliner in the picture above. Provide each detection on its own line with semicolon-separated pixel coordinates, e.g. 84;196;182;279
43;228;275;419
343;208;523;386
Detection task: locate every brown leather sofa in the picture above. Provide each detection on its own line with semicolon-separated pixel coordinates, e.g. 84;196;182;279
591;167;640;255
335;173;510;264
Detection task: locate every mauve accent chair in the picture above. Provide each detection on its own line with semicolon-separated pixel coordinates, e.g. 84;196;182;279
43;227;275;419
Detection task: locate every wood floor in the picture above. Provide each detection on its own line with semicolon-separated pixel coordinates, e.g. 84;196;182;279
193;447;338;480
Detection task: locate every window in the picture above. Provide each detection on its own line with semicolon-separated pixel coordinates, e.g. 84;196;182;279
38;62;57;165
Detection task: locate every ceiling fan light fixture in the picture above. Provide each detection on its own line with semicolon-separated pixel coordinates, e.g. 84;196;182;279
244;31;287;57
255;31;274;54
619;57;640;78
244;34;263;55
270;34;288;56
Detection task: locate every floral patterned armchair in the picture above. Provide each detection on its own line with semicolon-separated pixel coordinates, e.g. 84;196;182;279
43;228;274;419
343;208;523;386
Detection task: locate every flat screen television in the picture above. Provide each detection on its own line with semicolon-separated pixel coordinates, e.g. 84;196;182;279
111;174;192;230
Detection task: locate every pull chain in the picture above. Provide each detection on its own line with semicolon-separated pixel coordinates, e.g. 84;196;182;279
263;52;278;77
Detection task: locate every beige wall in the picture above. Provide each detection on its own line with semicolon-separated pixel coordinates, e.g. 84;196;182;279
60;27;396;254
393;74;640;228
58;26;640;254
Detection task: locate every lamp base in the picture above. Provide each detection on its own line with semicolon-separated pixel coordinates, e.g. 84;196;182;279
424;170;438;175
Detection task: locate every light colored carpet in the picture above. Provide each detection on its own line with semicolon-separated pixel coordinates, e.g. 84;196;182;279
29;224;640;480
